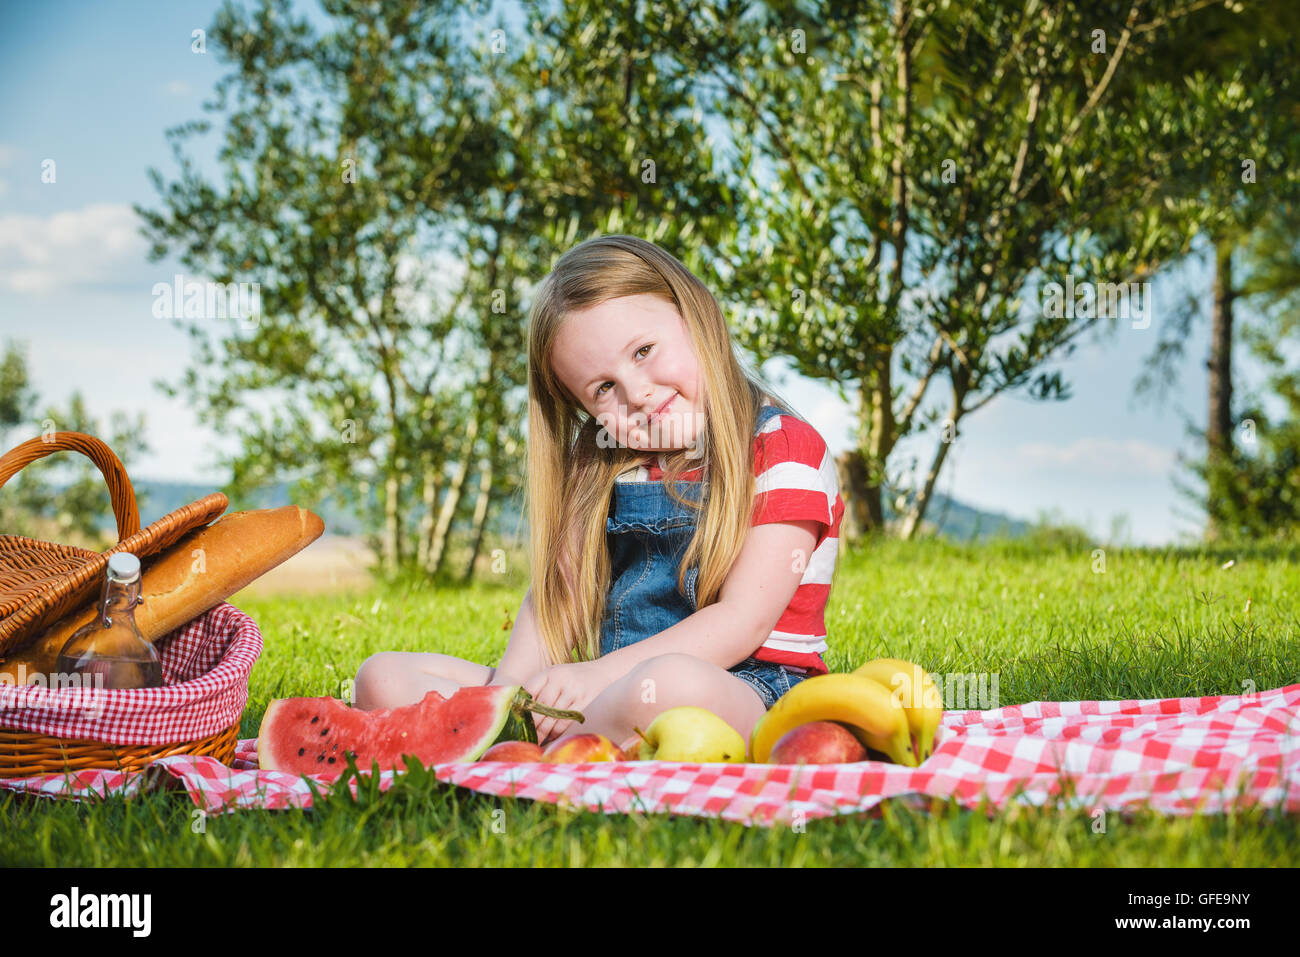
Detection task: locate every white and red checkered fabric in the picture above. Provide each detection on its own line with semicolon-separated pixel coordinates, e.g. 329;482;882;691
0;602;261;746
4;677;1297;826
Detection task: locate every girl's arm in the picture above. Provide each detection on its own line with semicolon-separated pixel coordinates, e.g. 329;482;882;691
487;586;550;687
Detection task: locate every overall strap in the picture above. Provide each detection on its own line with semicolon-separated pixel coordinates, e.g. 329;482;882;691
755;399;788;434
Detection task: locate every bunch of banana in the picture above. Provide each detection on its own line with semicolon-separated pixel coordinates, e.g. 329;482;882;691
749;658;945;765
749;672;917;766
852;658;944;763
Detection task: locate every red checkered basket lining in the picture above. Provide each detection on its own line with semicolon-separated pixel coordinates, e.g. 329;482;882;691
0;602;261;746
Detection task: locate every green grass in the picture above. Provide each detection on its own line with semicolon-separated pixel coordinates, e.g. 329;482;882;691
3;537;1298;866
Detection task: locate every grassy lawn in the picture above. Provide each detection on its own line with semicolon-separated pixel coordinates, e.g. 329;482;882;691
3;537;1298;866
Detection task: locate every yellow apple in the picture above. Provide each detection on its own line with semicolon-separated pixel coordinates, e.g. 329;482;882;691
635;706;746;762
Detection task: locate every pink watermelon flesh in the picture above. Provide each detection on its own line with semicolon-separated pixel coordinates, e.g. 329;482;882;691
258;686;525;777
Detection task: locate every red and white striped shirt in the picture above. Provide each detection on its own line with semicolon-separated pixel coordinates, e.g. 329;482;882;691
614;399;842;675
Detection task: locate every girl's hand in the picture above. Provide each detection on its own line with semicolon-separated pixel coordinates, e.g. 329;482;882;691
522;659;614;746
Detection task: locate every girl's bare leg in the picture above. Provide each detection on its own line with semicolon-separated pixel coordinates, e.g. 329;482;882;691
544;653;766;748
353;651;494;711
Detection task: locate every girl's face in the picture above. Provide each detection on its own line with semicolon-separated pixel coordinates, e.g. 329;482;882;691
551;293;706;455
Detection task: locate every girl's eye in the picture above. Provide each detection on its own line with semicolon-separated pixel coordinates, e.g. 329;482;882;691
593;344;653;398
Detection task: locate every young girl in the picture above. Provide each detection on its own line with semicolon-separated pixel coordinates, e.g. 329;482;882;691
353;234;844;750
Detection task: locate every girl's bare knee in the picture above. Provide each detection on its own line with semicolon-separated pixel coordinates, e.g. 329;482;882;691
630;654;708;698
627;655;716;715
353;652;397;710
624;653;765;740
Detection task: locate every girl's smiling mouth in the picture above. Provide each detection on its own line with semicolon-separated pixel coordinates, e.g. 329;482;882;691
648;393;676;425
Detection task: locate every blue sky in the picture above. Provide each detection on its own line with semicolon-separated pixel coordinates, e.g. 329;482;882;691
0;1;1276;545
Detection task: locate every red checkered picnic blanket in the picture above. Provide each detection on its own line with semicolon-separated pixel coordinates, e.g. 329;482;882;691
4;609;1297;824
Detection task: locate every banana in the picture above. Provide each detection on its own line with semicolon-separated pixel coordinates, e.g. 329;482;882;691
750;673;916;766
853;658;944;762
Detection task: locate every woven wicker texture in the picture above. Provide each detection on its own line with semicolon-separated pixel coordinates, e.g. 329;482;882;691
0;431;227;658
0;724;238;778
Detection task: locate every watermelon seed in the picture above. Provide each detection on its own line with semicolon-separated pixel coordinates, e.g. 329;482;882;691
297;747;305;757
321;728;329;736
328;757;336;764
317;755;324;762
311;716;319;724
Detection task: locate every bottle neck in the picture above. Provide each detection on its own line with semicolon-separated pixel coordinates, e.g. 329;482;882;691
100;576;141;625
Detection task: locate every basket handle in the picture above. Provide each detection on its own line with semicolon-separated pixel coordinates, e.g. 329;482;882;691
0;431;141;542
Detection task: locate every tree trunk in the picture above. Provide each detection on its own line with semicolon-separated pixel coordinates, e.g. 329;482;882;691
851;0;912;542
900;426;958;540
1205;238;1235;542
841;355;893;541
461;453;495;584
383;469;401;573
461;420;503;583
902;367;969;540
835;448;879;542
868;351;894;531
417;462;442;571
426;408;480;576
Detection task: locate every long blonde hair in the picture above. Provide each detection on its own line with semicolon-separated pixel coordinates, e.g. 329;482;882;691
526;234;803;667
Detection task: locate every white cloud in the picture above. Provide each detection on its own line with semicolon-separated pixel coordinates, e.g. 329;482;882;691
1013;437;1176;477
165;80;193;97
808;394;856;454
0;203;149;294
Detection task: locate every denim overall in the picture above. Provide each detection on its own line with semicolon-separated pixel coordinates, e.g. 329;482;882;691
598;402;810;709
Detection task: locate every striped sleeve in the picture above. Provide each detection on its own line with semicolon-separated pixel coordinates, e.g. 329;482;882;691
750;414;839;531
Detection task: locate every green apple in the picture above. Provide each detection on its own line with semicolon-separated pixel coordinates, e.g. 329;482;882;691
634;706;747;762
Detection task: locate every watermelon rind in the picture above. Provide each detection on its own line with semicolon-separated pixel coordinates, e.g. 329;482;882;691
436;685;520;763
497;694;538;746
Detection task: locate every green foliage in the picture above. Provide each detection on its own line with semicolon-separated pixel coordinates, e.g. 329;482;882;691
647;0;1291;535
1182;215;1300;541
0;339;149;549
135;0;734;575
1022;511;1096;552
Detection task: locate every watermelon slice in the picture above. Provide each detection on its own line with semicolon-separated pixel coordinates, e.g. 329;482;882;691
257;685;581;778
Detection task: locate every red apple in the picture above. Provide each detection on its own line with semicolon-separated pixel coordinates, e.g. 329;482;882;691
769;721;868;764
542;732;625;763
617;733;646;760
480;741;546;762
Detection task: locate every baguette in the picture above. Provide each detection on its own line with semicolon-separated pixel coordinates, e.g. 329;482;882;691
0;505;324;684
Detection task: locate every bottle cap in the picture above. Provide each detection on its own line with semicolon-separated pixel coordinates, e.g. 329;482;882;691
107;552;142;583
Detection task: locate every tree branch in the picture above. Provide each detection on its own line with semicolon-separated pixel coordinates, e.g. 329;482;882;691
719;74;814;202
1008;2;1140;212
1133;0;1224;35
895;333;945;436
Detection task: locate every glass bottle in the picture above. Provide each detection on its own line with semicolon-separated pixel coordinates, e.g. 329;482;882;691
54;552;162;690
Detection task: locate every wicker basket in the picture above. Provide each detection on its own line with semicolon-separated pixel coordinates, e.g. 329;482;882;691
0;725;239;778
0;431;228;658
0;431;246;777
0;602;262;778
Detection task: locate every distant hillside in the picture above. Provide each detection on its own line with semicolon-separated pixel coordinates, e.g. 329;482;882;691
121;479;371;536
886;492;1034;541
110;479;1029;543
